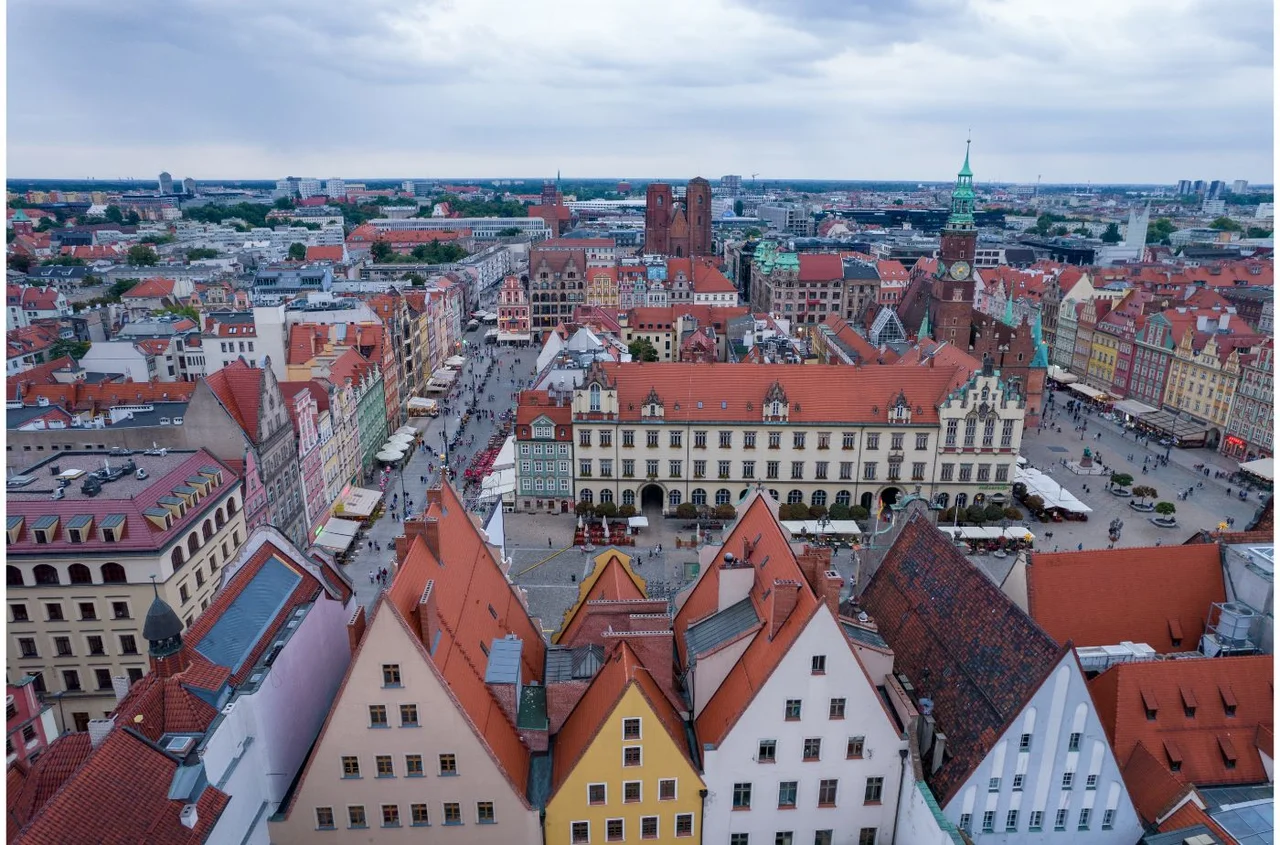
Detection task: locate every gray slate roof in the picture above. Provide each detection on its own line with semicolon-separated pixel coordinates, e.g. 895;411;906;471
684;597;760;664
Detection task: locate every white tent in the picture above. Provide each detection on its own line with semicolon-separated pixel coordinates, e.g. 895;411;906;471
1014;466;1092;513
1239;457;1274;481
1069;383;1110;401
491;436;515;472
394;426;418;437
376;449;405;463
445;355;466;368
314;518;361;552
780;520;862;536
1048;365;1078;384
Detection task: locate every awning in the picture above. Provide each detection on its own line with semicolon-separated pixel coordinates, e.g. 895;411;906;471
1069;383;1111;401
314;517;361;552
1048;365;1078;384
376;450;405;463
1239;458;1274;481
335;485;383;518
394;426;418;437
1113;398;1158;417
945;526;1036;541
431;368;457;384
498;332;532;342
781;520;862;536
628;516;649;528
445;355;466;368
388;434;416;446
1136;410;1211;441
1014;466;1092;513
425;382;448;393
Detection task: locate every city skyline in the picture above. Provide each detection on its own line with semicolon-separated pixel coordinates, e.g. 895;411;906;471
7;0;1274;183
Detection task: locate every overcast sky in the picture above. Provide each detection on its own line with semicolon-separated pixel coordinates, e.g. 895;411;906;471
7;0;1274;184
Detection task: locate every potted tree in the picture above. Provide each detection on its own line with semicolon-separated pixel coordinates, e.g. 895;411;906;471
1109;473;1134;497
1150;501;1178;527
1129;485;1157;512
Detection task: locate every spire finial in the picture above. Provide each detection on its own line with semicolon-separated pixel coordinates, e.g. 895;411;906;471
150;574;159;599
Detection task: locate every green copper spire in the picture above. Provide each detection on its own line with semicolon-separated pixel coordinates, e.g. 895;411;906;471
946;140;976;229
958;138;972;178
1003;292;1015;326
919;308;931;341
1031;311;1049;368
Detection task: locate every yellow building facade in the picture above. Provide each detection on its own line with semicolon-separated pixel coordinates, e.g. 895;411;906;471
1163;330;1246;430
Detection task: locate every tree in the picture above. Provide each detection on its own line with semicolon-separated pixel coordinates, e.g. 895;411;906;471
808;504;829;519
404;273;426;286
828;502;851;520
715;504;737;521
370;240;393;263
893;199;904;206
1073;226;1091;237
1100;222;1122;244
965;504;987;525
8;254;31;273
733;200;744;216
42;256;85;266
1032;213;1063;235
1154;501;1177;517
1003;507;1023;521
126;245;159;266
497;227;522;237
1110;472;1134;490
1246;227;1273;239
676;502;698;519
594;501;618;518
618;503;637;518
1147;217;1176;245
743;227;763;239
1131;485;1157;504
983;503;1006;522
287;242;307;261
849;505;870;521
48;339;90;360
273;197;295;210
140;233;174;245
108;278;140;299
158;305;200;322
628;337;660;362
1023;494;1045;513
574;500;594;516
1052;225;1070;237
1209;216;1243;232
186;247;219;261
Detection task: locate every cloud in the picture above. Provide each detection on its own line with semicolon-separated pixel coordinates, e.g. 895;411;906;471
6;0;1272;181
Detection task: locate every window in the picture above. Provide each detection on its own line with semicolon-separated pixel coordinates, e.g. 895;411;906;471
785;699;802;720
766;461;779;479
641;816;658;839
776;835;793;845
995;464;1010;482
1102;809;1116;830
381;804;400;828
316;807;335;830
731;836;749;845
829;698;846;719
55;637;73;657
411;804;429;826
1078;808;1091;831
733;782;752;809
623;746;641;767
580;459;592;477
939;463;954;482
11;604;28;623
839;461;853;480
622;459;635;478
864;777;883;804
1006;810;1019;832
768;432;781;449
988;776;1001;792
778;781;797;808
348;806;367;829
818;779;838;806
647;431;659;448
87;636;104;656
599;431;611;447
62;670;80;691
120;635;138;655
1019;732;1031;751
743;460;756;479
718;460;731;479
572;821;590;844
675;814;693;837
959;814;972;834
113;600;132;620
439;753;457;775
1068;731;1081;751
1012;773;1024;790
659;779;677;800
793;432;806;449
1062;771;1074;789
668;460;682;478
623;430;635;447
758;739;777;762
863;462;877;480
842;432;856;449
580;429;592;446
95;669;112;690
405;754;423;776
858;831;877;845
477;802;495;824
1054;809;1068;831
982;811;995;833
46;603;64;622
803;738;822;761
620;781;641;803
847;736;865;758
1086;773;1098;789
79;602;97;621
915;433;929;450
443;802;462;825
790;461;804;479
811;655;826;674
599;459;612;478
375;755;393;777
744;431;757;448
369;705;388;727
604;818;623;842
1029;810;1044;831
588;783;606;805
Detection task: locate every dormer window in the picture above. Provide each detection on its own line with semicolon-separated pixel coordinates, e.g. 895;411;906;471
589;384;601;412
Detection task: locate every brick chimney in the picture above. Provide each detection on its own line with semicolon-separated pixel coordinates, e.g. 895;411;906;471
347;606;367;657
796;544;833;596
822;570;843;617
417;580;440;647
396;515;438;563
769;579;801;640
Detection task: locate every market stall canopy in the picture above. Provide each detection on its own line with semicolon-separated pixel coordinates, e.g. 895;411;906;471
394;426;418;437
445;355;466;368
480;467;515;498
627;516;649;529
1048;365;1078;383
388;434;416;446
1014;466;1092;513
944;526;1036;541
335;485;384;518
1113;398;1159;417
430;368;458;384
1069;383;1111;401
1239;457;1274;481
491;436;516;472
781;519;863;536
314;517;361;552
376;450;404;463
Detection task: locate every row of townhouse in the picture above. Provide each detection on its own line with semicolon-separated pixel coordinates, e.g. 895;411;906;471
514;359;1028;516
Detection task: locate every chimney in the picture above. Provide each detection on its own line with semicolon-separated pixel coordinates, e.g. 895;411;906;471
717;553;754;612
822;570;843;617
87;717;115;749
179;803;199;830
796;544;832;595
931;729;948;775
417;580;440;647
769;580;801;639
347;606;367;657
111;675;131;702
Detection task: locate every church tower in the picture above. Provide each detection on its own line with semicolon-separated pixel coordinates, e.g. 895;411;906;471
931;141;979;346
143;579;186;679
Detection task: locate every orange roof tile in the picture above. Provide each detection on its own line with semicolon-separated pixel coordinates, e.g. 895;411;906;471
1027;545;1226;653
554;552;653;646
1122;741;1193;823
304;245;344;261
204;359;264;438
12;380;194;412
1089;655;1273;788
6;733;93;834
122;277;176;298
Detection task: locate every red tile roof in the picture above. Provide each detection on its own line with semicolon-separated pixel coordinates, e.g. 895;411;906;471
19;286;63;311
6;733;93;835
818;313;897;364
1027;545;1226;653
122;277;176;299
591;361;960;424
858;512;1068;803
6;324;59;359
11;729;229;845
1123;741;1193;822
515;391;572;432
692;259;737;293
6;355;78;399
1089;655;1273;788
553;552;657;647
550;641;698;793
304;245;344;261
798;253;844;281
543;238;615;248
10;380;194;412
204;359;264;438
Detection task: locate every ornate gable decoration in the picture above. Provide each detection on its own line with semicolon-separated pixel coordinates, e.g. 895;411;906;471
641;386;664;419
762;381;789;422
888;389;913;424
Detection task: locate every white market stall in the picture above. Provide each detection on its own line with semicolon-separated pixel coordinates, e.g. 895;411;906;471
334;485;384;520
314;517;361;553
1239;458;1274;482
780;520;863;537
1014;466;1092;514
445;355;466;369
1048;365;1078;384
1113;398;1159;418
1068;383;1112;402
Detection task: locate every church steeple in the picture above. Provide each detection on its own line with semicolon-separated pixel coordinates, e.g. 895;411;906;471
947;139;976;231
143;577;186;678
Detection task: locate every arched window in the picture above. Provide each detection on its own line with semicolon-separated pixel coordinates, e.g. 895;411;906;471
589;384;601;412
860;492;874;511
835;490;852;507
187;534;199;555
668;490;682;507
691;488;707;506
621;490;635;506
787;490;804;505
215;508;225;529
7;566;23;587
600;489;613;503
68;564;92;585
715;488;731;505
172;548;185;569
226;497;237;516
579;489;594;504
768;489;780;501
811;490;827;507
34;564;59;586
955;492;968;510
202;519;213;542
934;492;950;510
101;563;126;584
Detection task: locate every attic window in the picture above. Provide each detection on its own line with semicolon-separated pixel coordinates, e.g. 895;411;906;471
1221;686;1238;717
1168;618;1184;647
1219;736;1238;769
1164;740;1183;771
1140;689;1158;721
1180;686;1198;718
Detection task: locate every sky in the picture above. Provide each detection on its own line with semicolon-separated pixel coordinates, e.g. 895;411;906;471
6;0;1275;184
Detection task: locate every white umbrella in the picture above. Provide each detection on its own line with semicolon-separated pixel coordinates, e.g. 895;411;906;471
389;434;416;446
577;514;584;530
379;444;407;458
376;450;404;463
602;514;610;543
394;426;418;437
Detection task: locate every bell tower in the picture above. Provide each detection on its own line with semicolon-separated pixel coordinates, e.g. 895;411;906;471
931;141;979;346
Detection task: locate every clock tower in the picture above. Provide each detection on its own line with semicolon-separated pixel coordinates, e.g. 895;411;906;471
931;141;979;345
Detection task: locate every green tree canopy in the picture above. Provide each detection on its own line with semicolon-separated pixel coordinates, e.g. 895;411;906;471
1100;222;1122;244
158;305;201;322
1209;216;1243;232
287;242;307;261
183;202;276;229
1147;217;1176;245
628;337;659;362
48;339;91;361
8;254;32;272
1246;227;1273;239
1154;501;1177;516
370;240;393;263
186;247;219;261
126;245;159;266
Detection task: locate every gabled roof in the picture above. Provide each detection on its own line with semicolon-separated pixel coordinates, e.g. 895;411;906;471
122;277;176;299
203;358;263;438
550;641;698;793
304;245;344;262
1123;741;1195;824
798;252;844;281
858;511;1068;803
11;729;229;845
554;551;648;645
1027;545;1226;653
6;733;93;835
1089;655;1273;789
